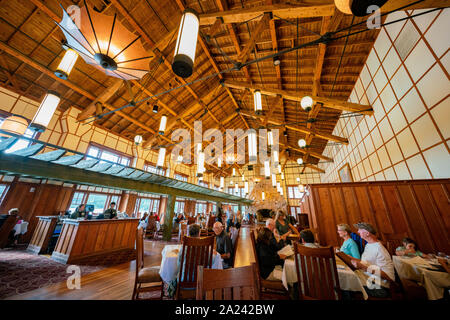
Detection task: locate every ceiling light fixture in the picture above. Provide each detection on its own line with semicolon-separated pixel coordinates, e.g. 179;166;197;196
254;90;262;115
31;91;61;132
54;48;78;80
301;96;314;112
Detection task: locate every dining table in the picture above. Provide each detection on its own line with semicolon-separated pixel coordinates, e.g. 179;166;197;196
281;252;368;299
393;255;450;300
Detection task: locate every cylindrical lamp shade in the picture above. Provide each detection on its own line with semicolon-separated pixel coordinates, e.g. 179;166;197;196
273;150;279;164
220;176;224;189
248;131;257;162
267;130;273;146
300;96;314;111
297;158;303;165
241;175;245;182
31;91;60;132
0;115;28;136
235;183;238;193
261;192;265;201
298;138;307;148
254;90;262;114
177;155;183;163
232;168;236;176
264;160;270;179
172;9;199;78
271;173;277;187
197;151;205;177
281;172;285;180
134;135;143;145
334;0;352;14
298;184;305;193
278;164;281;173
296;177;300;182
55;49;78;80
217;157;222;167
158;115;167;135
276;182;281;192
157;147;166;168
335;0;388;17
244;181;249;194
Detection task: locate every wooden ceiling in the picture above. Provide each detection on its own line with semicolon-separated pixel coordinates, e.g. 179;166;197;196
0;0;445;176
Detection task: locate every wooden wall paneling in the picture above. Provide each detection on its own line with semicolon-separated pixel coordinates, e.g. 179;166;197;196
94;223;108;252
62;224;75;255
344;186;363;225
120;221;132;248
380;185;409;235
103;223;117;249
113;222;125;246
316;188;338;246
427;183;450;236
366;186;393;235
396;184;435;253
70;224;87;255
84;224;100;253
126;221;136;248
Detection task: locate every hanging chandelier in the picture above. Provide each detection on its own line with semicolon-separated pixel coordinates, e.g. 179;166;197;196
0;115;28;137
334;0;388;17
56;1;152;80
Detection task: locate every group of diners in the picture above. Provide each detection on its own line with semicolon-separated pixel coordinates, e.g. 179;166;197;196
256;214;442;299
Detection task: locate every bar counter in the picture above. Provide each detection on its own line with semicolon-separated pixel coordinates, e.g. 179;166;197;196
51;218;139;264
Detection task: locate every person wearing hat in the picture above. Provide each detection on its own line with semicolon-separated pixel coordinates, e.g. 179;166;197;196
351;222;395;298
336;223;360;259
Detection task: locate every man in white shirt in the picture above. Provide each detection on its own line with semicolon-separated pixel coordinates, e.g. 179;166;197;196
351;222;395;298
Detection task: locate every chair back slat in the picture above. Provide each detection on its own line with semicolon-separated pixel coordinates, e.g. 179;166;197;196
293;243;341;300
178;236;214;295
383;232;407;256
196;264;259;300
231;228;240;267
135;227;144;273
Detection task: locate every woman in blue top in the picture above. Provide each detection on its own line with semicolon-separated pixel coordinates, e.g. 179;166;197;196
336;223;360;259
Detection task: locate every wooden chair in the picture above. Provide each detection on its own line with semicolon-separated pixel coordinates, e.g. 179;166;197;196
187;216;196;225
293;243;342;300
249;230;289;299
132;227;164;300
196;263;260;300
178;222;188;242
176;235;215;300
382;232;408;256
231;227;240;268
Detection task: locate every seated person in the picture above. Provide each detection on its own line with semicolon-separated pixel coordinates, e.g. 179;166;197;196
266;218;287;250
103;202;118;219
213;222;233;269
138;212;149;229
70;204;87;219
172;213;184;231
226;212;235;233
275;210;300;243
256;227;287;280
336;223;361;259
396;238;428;258
350;222;395;298
299;229;320;248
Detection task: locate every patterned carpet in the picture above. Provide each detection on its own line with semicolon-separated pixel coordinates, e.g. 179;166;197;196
0;247;134;299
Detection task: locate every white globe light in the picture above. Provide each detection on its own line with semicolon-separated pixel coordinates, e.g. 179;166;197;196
134;135;143;145
301;96;313;111
298;139;306;148
297;158;303;165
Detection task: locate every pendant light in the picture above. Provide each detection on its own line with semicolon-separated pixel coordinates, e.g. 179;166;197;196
217;157;222;167
134;135;143;146
172;8;200;78
297;158;303;165
273;150;279;164
281;172;285;180
298;184;305;193
235;183;239;194
298;138;307;148
241;175;245;182
244;181;249;194
254;90;262;115
261;191;265;201
280;187;284;196
264;160;271;179
0;115;28;136
276;182;281;193
31;91;61;132
56;1;152;80
220;176;224;190
300;96;313;111
232;168;236;176
278;164;281;174
272;173;277;187
267;130;273;146
176;154;183;163
197;151;205;177
152;105;159;113
158;115;167;135
248;131;257;163
54;48;78;80
157;147;166;168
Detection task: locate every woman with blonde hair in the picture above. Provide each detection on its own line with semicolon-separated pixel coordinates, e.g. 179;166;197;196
275;210;299;244
336;223;360;259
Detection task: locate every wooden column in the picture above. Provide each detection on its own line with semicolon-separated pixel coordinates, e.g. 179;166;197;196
163;194;176;241
118;191;129;212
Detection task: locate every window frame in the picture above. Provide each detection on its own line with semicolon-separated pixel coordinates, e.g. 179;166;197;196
67;190;121;215
174;172;188;182
86;142;131;167
144;161;166;176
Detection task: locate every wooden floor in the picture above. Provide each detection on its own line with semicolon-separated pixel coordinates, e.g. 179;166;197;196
5;227;255;300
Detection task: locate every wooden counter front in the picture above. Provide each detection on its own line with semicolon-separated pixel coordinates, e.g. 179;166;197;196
27;216;58;254
51;218;139;264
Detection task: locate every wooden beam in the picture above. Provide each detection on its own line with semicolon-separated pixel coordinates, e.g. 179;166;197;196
199;3;335;25
239;111;348;144
208;18;223;38
77;80;125;121
223;80;373;115
237;13;271;63
279;142;333;162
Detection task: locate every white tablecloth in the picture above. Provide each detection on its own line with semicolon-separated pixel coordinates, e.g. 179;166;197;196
281;256;368;299
159;244;223;283
393;256;450;300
